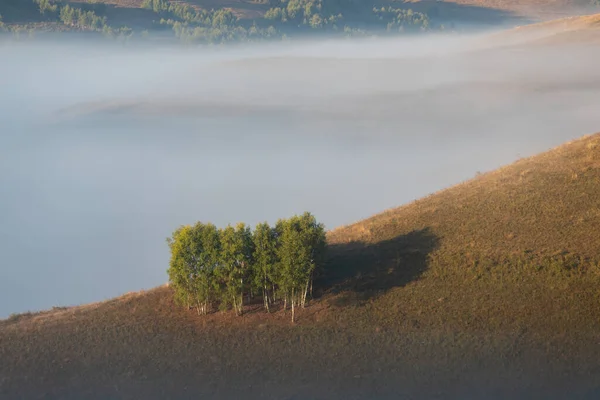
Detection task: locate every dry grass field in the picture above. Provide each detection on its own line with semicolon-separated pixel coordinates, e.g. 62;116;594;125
2;134;600;399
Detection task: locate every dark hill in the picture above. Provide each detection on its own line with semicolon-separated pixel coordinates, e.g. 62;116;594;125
2;134;600;399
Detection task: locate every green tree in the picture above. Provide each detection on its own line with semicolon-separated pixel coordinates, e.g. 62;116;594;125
276;217;305;322
59;5;74;26
276;213;326;322
211;9;236;28
252;222;278;312
286;0;302;19
265;7;285;21
297;212;326;306
36;0;58;15
167;223;220;315
309;13;323;29
166;225;196;310
218;223;254;315
142;0;169;13
190;222;221;314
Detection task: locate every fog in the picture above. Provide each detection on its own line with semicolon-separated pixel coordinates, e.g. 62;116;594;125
1;34;600;318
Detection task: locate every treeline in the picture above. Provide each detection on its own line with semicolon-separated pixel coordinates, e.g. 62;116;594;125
160;7;282;43
147;0;432;42
59;5;107;31
27;0;134;39
167;213;326;322
263;0;430;34
3;0;438;43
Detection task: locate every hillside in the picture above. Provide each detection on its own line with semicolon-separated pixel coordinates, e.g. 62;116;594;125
4;0;589;43
437;0;598;20
2;134;600;399
0;0;440;43
484;12;600;45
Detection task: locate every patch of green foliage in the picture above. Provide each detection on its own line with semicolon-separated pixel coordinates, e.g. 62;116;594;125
144;0;432;42
3;0;436;44
59;5;107;31
372;7;429;33
141;0;170;13
263;0;430;35
34;0;57;14
9;0;132;40
167;212;326;322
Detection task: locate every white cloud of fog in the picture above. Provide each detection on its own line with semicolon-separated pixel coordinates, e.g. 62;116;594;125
1;33;599;317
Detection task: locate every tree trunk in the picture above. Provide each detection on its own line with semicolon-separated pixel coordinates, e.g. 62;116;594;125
302;279;309;308
239;278;244;316
264;287;270;313
291;289;295;323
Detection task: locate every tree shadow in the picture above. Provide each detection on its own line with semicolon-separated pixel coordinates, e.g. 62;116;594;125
316;228;440;301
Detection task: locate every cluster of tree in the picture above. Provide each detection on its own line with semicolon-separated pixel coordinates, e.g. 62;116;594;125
143;0;239;27
167;19;281;43
5;0;436;44
154;6;287;44
59;5;107;31
0;14;36;37
372;7;429;33
167;213;326;322
145;0;432;43
262;0;430;34
264;2;343;30
29;0;134;40
264;0;343;31
35;0;57;15
141;0;170;13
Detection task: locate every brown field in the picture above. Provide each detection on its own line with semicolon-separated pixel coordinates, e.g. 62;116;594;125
2;133;600;399
433;0;598;20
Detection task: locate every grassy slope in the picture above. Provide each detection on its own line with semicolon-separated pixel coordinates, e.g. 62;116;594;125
434;0;599;20
326;134;600;333
495;13;600;44
2;135;600;399
2;0;590;29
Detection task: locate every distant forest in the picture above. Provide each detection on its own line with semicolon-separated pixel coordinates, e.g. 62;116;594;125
0;0;440;43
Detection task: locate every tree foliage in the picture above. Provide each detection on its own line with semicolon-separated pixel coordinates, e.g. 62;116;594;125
141;0;170;13
16;0;435;44
167;213;326;322
34;0;58;15
59;5;107;30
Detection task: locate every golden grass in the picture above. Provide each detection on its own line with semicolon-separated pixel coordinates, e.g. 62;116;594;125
2;134;600;398
485;13;600;46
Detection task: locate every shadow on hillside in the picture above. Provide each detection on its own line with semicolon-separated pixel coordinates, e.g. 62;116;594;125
0;0;44;23
316;228;439;301
402;1;531;27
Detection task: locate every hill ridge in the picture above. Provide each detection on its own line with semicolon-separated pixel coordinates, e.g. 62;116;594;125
2;133;600;400
328;133;600;252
